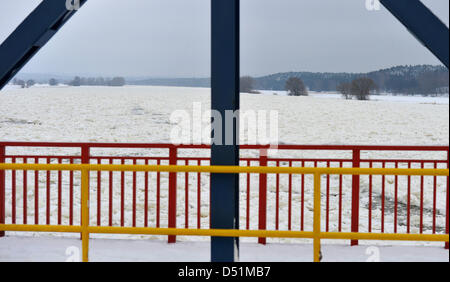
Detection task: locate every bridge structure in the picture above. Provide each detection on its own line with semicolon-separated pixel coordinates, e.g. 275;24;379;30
0;0;449;262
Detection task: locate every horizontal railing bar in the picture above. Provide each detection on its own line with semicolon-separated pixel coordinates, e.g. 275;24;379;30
268;159;448;164
0;163;448;176
0;142;183;149
89;226;315;238
1;224;447;242
3;156;448;165
0;224;81;233
361;159;449;163
320;232;449;242
1;142;448;151
4;155;448;163
4;155;171;160
5;155;82;159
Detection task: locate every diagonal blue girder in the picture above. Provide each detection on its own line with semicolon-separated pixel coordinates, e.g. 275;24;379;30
380;0;449;68
0;0;88;90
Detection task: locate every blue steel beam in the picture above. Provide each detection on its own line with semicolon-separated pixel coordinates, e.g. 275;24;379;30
0;0;88;90
210;0;240;262
380;0;449;69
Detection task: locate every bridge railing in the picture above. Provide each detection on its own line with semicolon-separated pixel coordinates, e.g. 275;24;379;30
0;162;448;262
0;142;448;249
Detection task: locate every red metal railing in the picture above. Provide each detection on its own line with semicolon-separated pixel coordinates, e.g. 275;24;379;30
0;142;448;249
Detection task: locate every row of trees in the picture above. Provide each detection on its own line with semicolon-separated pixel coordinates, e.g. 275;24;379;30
68;76;126;87
366;65;448;95
12;78;35;88
251;65;448;95
337;78;378;100
12;76;126;88
242;75;376;99
240;75;308;96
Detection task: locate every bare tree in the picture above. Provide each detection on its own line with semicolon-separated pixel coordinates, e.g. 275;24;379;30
285;77;308;96
49;78;58;86
337;82;352;99
12;78;26;88
240;76;258;93
26;79;35;88
350;77;377;100
16;79;25;88
108;77;126;87
69;76;81;86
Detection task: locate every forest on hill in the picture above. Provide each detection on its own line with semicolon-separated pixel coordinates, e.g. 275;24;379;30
132;65;449;95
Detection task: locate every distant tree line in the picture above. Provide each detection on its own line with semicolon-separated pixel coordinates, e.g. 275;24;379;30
240;75;309;96
132;65;447;96
12;78;35;88
366;66;448;96
12;76;127;87
253;65;449;96
11;65;447;95
68;76;126;87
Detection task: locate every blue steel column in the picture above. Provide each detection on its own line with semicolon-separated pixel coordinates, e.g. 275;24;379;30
0;0;88;90
380;0;449;69
211;0;240;262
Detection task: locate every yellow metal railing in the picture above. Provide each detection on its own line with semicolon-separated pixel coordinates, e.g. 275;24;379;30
0;163;449;262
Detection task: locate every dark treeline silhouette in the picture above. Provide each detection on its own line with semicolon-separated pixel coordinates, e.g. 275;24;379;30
132;65;448;96
68;76;126;87
254;65;448;95
12;78;35;88
11;76;126;87
11;65;448;95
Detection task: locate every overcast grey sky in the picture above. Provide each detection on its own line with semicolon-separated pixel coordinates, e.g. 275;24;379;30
0;0;448;77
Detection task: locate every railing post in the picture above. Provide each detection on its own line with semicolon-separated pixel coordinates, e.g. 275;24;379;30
81;145;90;241
446;149;449;250
0;145;5;238
351;149;361;246
81;145;90;164
168;146;178;243
258;149;268;245
81;168;90;262
313;173;321;262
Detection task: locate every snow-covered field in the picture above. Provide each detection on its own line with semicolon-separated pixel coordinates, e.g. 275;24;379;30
1;85;448;145
0;86;448;259
260;90;449;105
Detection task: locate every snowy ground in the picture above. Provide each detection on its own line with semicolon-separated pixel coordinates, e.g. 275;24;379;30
1;85;448;145
0;85;448;260
0;236;448;262
259;90;449;104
